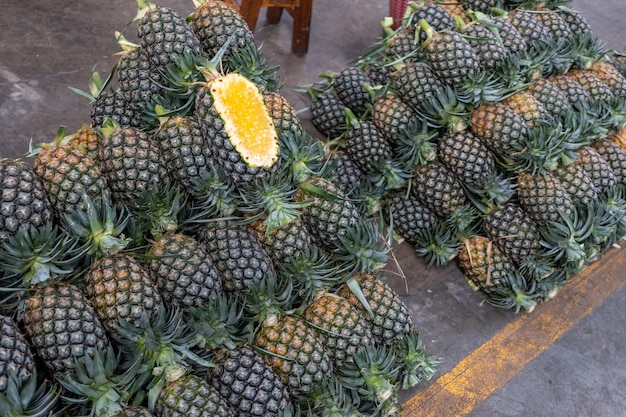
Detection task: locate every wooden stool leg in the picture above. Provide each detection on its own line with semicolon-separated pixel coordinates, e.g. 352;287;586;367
239;0;263;31
266;7;283;24
290;0;312;55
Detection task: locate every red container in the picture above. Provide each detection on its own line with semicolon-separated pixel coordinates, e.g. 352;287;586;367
389;0;411;29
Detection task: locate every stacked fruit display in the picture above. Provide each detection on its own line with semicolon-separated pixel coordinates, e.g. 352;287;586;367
0;1;439;416
301;0;626;314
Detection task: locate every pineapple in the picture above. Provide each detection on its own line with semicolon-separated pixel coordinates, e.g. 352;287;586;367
419;19;481;88
591;139;626;187
208;345;292;416
247;215;316;266
197;219;274;293
248;276;333;398
575;145;617;194
155;373;236;417
371;92;419;146
0;158;53;242
531;7;573;40
552;161;599;207
502;90;551;128
437;129;515;210
90;87;143;129
389;61;444;111
482;201;543;266
488;11;531;55
263;91;305;139
456;18;508;71
381;188;438;245
146;232;223;308
589;60;626;99
565;69;614;102
195;72;279;183
116;43;164;109
153;114;213;195
332;66;373;116
82;253;162;339
0;371;60;416
136;2;202;69
405;1;455;42
459;0;499;13
0;314;35;392
68;125;101;158
326;148;366;194
301;292;375;368
190;0;255;59
335;271;413;346
546;73;592;104
22;282;110;375
517;171;575;226
32;127;110;216
97;123;169;204
526;77;574;119
293;176;361;249
411;159;475;232
557;6;592;36
309;93;349;138
459;235;538;312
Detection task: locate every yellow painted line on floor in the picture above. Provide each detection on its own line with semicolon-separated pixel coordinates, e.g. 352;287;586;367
401;247;625;417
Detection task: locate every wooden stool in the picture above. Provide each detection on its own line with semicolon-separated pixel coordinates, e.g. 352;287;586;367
236;0;313;56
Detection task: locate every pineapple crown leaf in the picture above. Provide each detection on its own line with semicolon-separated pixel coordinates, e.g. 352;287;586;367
393;329;440;390
114;31;140;53
186;294;246;351
418;19;437;48
0;371;61;416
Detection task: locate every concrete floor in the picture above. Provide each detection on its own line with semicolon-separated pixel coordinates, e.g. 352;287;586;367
1;1;625;416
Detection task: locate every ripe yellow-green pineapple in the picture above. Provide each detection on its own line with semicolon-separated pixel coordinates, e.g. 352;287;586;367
335;272;413;346
155;373;236;417
23;282;110;375
32;127;110;216
502;90;551;128
82;253;162;339
458;235;538;313
195;72;280;183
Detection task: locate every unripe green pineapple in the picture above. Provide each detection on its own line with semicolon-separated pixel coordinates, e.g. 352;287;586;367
526;77;574;119
309;93;348;138
23;282;109;375
332;66;373;116
191;0;255;59
343;119;393;175
390;61;444;111
82;253;162;339
405;1;455;39
154;114;213;194
411;160;469;220
116;45;164;107
147;232;223;308
420;19;480;88
248;215;315;266
557;7;592;36
197;219;274;293
137;3;202;69
0;158;53;242
459;0;499;13
326;148;365;194
507;10;552;46
97;123;169;204
532;7;574;40
335;272;413;346
517;171;575;226
490;12;531;55
155;373;236;417
208;345;292;416
302;292;375;368
90;87;143;129
293;176;361;249
0;314;35;392
381;188;438;245
457;19;508;71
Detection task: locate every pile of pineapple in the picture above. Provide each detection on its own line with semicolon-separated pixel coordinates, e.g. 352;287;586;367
302;0;626;313
0;1;440;416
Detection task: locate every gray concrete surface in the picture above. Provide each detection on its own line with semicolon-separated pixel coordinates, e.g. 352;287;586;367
1;1;625;416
